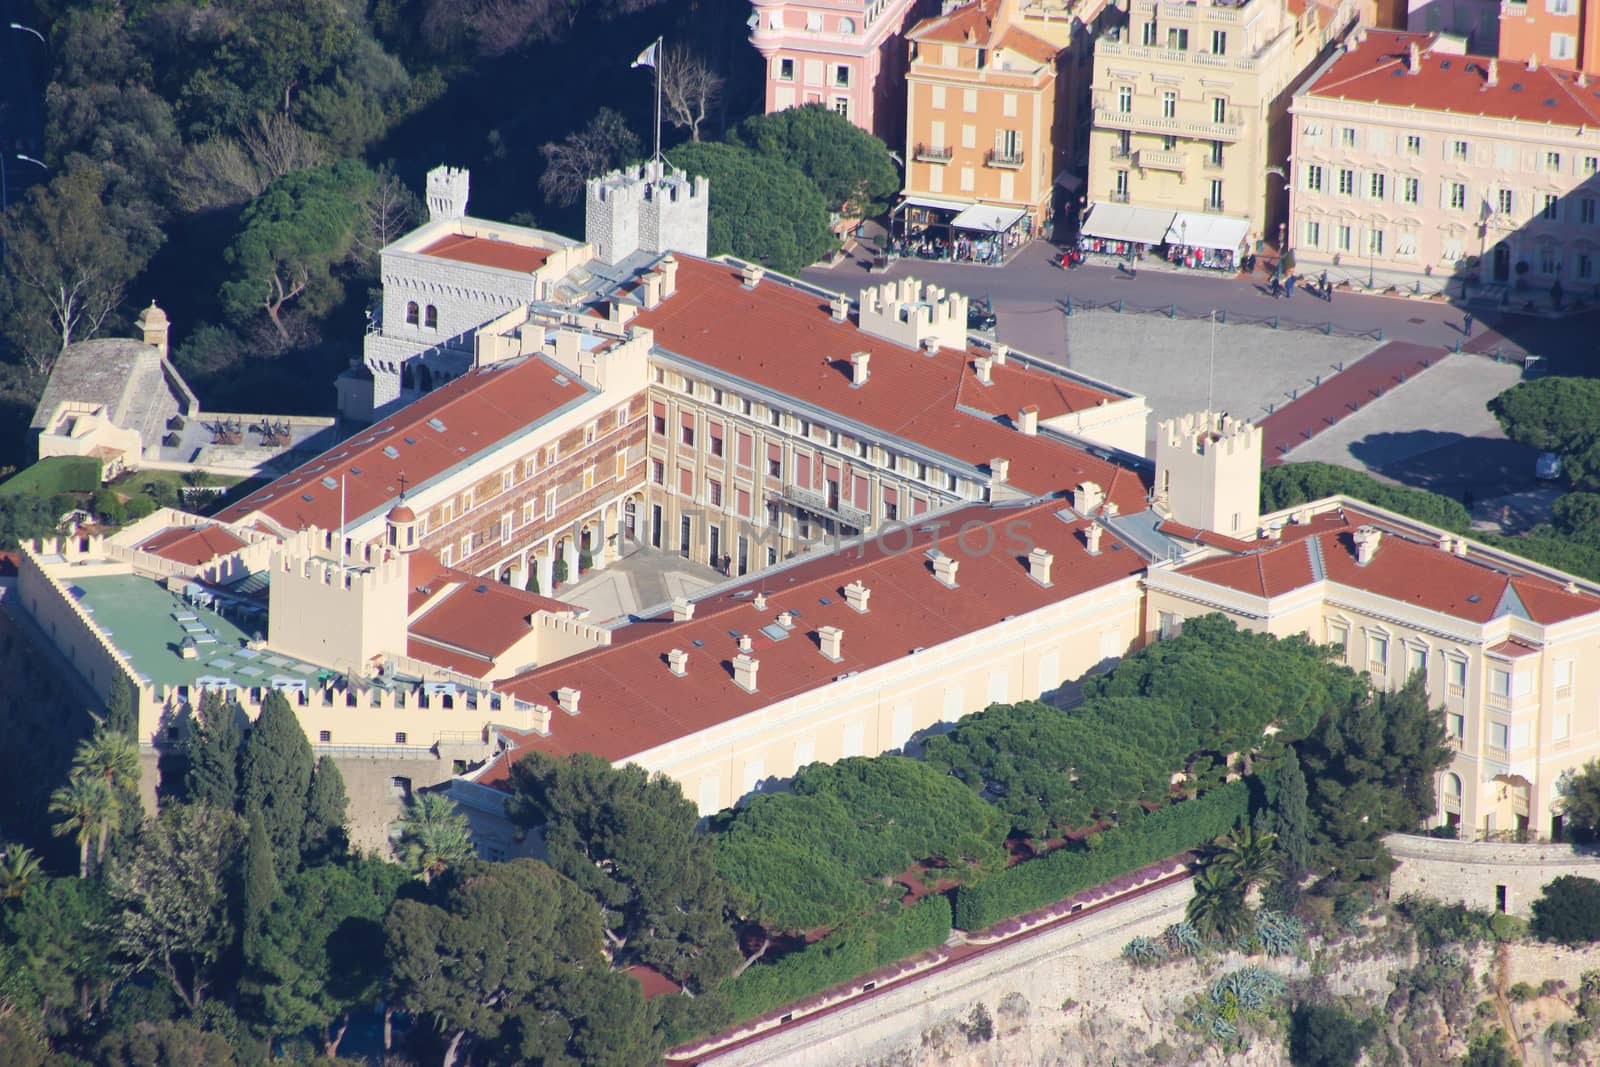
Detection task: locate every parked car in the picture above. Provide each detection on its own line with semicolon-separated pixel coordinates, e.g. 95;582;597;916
1536;452;1564;480
968;297;997;333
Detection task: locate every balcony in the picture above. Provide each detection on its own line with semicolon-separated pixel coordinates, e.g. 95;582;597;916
986;148;1026;169
1109;189;1131;203
914;143;954;164
1136;148;1186;173
1092;106;1243;142
781;483;871;528
1110;144;1132;160
1200;197;1226;213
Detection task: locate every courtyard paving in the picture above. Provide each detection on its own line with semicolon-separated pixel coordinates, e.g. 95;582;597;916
557;546;722;625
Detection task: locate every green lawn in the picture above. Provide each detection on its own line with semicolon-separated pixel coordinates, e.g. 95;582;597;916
112;469;242;500
0;456;102;498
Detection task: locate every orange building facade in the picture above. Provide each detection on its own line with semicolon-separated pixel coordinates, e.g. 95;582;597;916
1498;0;1600;74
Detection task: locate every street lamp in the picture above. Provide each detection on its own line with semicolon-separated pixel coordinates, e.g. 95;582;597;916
1367;215;1378;290
3;153;47;213
8;23;45;44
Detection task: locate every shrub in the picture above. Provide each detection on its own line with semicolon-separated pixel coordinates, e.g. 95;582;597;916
1164;921;1205;957
91;488;126;525
959;1003;994;1044
1254;908;1305;958
1288;1002;1376;1067
1122;935;1167;967
1531;876;1600;945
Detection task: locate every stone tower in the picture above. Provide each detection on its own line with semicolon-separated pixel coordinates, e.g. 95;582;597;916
585;160;709;264
426;166;471;222
136;302;170;359
1154;411;1263;537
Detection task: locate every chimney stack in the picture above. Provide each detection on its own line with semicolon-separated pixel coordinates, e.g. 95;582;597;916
641;271;663;309
754;592;768;611
557;687;582;715
975;355;993;385
990;343;1009;365
1408;41;1421;73
843;580;870;613
1027;546;1054;586
1486;58;1499;86
530;704;553;736
667;648;688;676
1072;481;1105;514
1352;524;1383;565
990;457;1009;485
777;610;795;630
732;652;760;692
738;633;754;654
817;625;844;661
741;262;765;288
922;337;941;356
851;350;871;387
1018;405;1039;435
831;293;850;322
1453;537;1469;557
932;552;960;587
672;596;695;622
1084;523;1103;555
1437;532;1453;552
659;254;679;297
1528;52;1539;72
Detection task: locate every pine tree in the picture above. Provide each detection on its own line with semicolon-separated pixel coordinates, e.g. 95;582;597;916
106;673;136;739
239;691;313;878
1275;747;1314;877
185;692;244;812
241;808;280;972
301;757;349;867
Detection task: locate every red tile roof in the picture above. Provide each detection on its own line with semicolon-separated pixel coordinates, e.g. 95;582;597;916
214;355;589;533
137;524;248;566
909;0;1060;65
477;499;1146;777
1155;520;1259;554
410;579;572;660
1303;31;1600;126
1177;507;1600;625
1487;637;1540;658
632;257;1150;511
419;234;552;274
955;356;1123;424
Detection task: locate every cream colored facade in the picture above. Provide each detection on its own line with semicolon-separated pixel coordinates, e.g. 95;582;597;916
1153;411;1263;537
1144;498;1600;842
1087;0;1355;245
1289;37;1600;292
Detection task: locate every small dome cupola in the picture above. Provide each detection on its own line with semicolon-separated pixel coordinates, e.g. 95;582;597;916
386;498;419;552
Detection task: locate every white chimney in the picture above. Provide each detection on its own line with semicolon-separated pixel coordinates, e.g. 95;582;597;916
990;457;1009;485
1567;580;1580;593
1436;532;1453;552
932;553;960;587
1486;58;1499;86
1352;524;1383;565
641;271;663;309
1084;523;1103;555
754;592;768;611
738;633;754;654
975;356;993;385
831;293;850;322
1263;525;1283;542
818;625;844;660
1581;71;1590;88
1408;41;1421;73
659;254;679;297
843;580;870;613
1453;537;1469;557
557;687;581;715
922;337;941;356
777;610;795;630
672;596;695;622
732;653;760;692
851;350;871;387
1291;509;1312;525
1027;546;1054;586
1528;52;1539;72
1018;405;1039;436
530;704;553;735
1072;481;1105;514
991;343;1009;365
668;649;688;676
741;263;764;288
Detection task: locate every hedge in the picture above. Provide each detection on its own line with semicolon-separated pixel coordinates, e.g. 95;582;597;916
721;893;952;1023
951;778;1252;931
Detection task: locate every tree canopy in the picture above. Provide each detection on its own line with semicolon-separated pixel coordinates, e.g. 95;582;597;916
1531;875;1600;944
1260;462;1470;533
1489;377;1600;489
1559;759;1600;843
239;690;315;878
730;104;901;217
666;142;834;275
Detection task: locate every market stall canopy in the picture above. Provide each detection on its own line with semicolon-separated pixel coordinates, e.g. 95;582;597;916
1164;211;1250;253
950;204;1028;233
1080;202;1175;245
897;194;974;214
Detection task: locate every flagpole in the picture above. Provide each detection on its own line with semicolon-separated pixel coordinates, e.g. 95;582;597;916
654;35;664;162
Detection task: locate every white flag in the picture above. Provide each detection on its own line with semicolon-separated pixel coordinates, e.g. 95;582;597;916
631;40;659;69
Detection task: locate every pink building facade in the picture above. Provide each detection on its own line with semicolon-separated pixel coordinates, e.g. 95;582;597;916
750;0;934;143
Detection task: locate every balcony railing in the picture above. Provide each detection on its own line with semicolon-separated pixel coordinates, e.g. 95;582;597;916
914;143;954;163
986;148;1026;168
781;483;871;528
1092;106;1243;142
1201;197;1226;213
1110;145;1132;159
1136;148;1186;173
1447;683;1465;698
1110;189;1131;203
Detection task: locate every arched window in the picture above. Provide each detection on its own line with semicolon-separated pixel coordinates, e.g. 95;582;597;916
840;17;855;33
425;304;438;328
405;301;419;325
1444;772;1462;799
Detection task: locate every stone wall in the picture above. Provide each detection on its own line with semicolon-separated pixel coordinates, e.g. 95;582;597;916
1386;832;1600;917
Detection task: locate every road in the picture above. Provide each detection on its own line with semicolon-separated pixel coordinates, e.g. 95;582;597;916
803;241;1592;367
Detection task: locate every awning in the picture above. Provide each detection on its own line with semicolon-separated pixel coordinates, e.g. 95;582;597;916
1080;202;1175;245
1164;211;1251;253
950;204;1027;233
896;195;972;215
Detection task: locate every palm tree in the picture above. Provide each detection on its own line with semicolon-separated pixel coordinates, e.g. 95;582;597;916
392;793;475;884
1212;824;1280;900
0;844;42;900
1186;863;1248;941
49;775;113;879
73;727;138;866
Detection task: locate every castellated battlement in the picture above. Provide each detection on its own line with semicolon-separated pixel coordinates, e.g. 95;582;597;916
426;165;470;222
855;277;970;354
1158;411;1262;460
584;161;709;265
267;526;407;669
1153;410;1263;539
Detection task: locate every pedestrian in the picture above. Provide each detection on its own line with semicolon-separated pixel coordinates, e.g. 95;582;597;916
1268;275;1281;299
1463;311;1474;337
1319;271;1329;300
1285;273;1296;299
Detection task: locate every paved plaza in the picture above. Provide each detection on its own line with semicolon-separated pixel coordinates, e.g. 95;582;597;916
557;547;722;624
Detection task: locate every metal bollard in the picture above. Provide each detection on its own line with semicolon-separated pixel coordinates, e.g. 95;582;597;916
1376;329;1383;341
1323;323;1332;335
1115;300;1124;313
1218;310;1227;324
1169;304;1177;318
1065;297;1073;317
1271;316;1279;329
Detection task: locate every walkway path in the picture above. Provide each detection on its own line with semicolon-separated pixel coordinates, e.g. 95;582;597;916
1258;342;1452;465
